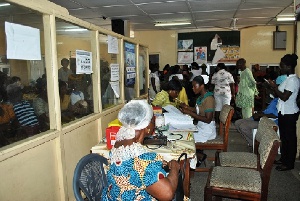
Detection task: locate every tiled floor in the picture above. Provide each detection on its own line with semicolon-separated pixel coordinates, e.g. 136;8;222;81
189;124;300;201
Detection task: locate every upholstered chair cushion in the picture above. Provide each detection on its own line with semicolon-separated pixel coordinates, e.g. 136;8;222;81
255;117;278;143
219;105;233;124
258;128;280;168
210;166;261;193
219;152;257;169
198;135;223;144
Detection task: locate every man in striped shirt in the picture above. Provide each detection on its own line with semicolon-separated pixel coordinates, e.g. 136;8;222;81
7;84;39;136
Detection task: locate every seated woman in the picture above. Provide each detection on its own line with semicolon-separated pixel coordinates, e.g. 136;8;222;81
69;83;88;117
58;81;75;123
151;79;182;107
101;100;180;201
0;89;15;146
33;77;49;132
179;75;216;165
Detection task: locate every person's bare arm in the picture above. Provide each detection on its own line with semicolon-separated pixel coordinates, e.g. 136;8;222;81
146;160;180;200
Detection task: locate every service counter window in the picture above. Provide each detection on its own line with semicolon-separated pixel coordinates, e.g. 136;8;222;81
56;20;93;125
99;34;121;110
0;2;48;147
124;41;136;101
139;46;148;96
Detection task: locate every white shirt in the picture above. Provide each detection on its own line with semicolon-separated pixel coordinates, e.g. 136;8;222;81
277;74;300;115
211;69;235;96
70;91;84;105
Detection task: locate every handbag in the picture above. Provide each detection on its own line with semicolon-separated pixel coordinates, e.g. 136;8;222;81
173;153;187;201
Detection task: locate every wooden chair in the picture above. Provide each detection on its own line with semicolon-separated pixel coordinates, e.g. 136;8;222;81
195;104;234;172
204;127;280;201
215;117;278;169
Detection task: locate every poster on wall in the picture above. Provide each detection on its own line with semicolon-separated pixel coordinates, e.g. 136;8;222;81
108;35;118;54
5;22;41;60
177;52;193;64
194;46;207;64
178;39;193;51
124;42;136;86
76;50;92;74
110;63;119;82
219;46;240;62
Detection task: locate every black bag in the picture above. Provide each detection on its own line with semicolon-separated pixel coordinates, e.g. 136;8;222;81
173;153;187;201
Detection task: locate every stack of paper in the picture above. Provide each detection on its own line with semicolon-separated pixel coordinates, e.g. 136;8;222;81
162;105;198;132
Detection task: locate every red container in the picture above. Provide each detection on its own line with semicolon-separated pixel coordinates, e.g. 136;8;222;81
106;126;120;149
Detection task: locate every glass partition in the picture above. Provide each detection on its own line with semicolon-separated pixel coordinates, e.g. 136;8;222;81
56;19;93;124
124;41;136;101
139;46;147;95
0;2;47;147
99;34;121;110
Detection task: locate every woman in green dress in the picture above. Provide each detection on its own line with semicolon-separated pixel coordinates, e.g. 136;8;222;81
235;58;258;118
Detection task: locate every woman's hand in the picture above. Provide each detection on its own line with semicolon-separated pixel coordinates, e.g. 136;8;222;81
179;102;188;109
268;80;277;89
168;160;180;172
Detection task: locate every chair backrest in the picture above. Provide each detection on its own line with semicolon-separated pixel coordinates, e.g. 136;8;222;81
254;117;278;154
257;128;280;200
219;105;234;151
73;153;108;201
255;117;278;143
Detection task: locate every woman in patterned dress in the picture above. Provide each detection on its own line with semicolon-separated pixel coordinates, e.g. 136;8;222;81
235;58;258;118
101;100;180;201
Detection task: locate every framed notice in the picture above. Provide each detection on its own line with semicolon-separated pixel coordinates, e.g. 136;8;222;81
178;39;193;51
194;47;207;64
177;52;193;64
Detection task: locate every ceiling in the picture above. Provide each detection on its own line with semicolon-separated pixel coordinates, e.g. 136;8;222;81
48;0;295;32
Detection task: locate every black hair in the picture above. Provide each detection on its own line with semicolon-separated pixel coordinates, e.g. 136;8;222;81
217;63;226;70
166;79;182;92
236;58;246;65
61;58;69;65
281;53;298;69
10;76;21;84
193;75;209;90
193;75;205;85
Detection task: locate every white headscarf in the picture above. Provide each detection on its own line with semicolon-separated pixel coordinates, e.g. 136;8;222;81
116;100;153;141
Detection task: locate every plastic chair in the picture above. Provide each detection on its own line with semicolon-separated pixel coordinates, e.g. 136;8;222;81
73;153;108;201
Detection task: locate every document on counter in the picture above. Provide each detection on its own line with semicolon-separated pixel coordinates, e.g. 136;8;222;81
163;105;182;115
163;112;198;132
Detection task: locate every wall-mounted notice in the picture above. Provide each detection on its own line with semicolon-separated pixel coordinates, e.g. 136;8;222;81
124;42;136;86
5;22;41;60
110;81;120;98
76;50;92;74
110;63;119;82
108;35;119;54
178;39;193;51
194;46;207;64
177;52;193;64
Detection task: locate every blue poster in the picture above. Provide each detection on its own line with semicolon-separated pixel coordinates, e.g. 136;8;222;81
124;42;136;86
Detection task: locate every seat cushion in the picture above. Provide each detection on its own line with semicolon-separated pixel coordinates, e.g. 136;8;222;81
198;135;223;144
219;152;257;169
210;166;261;193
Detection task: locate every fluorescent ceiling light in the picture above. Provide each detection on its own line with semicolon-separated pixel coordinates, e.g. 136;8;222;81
0;3;10;7
277;15;295;21
155;22;191;26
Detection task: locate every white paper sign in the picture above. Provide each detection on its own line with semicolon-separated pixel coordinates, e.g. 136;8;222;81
5;22;41;60
110;63;119;81
76;50;92;74
108;35;119;54
110;81;120;98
